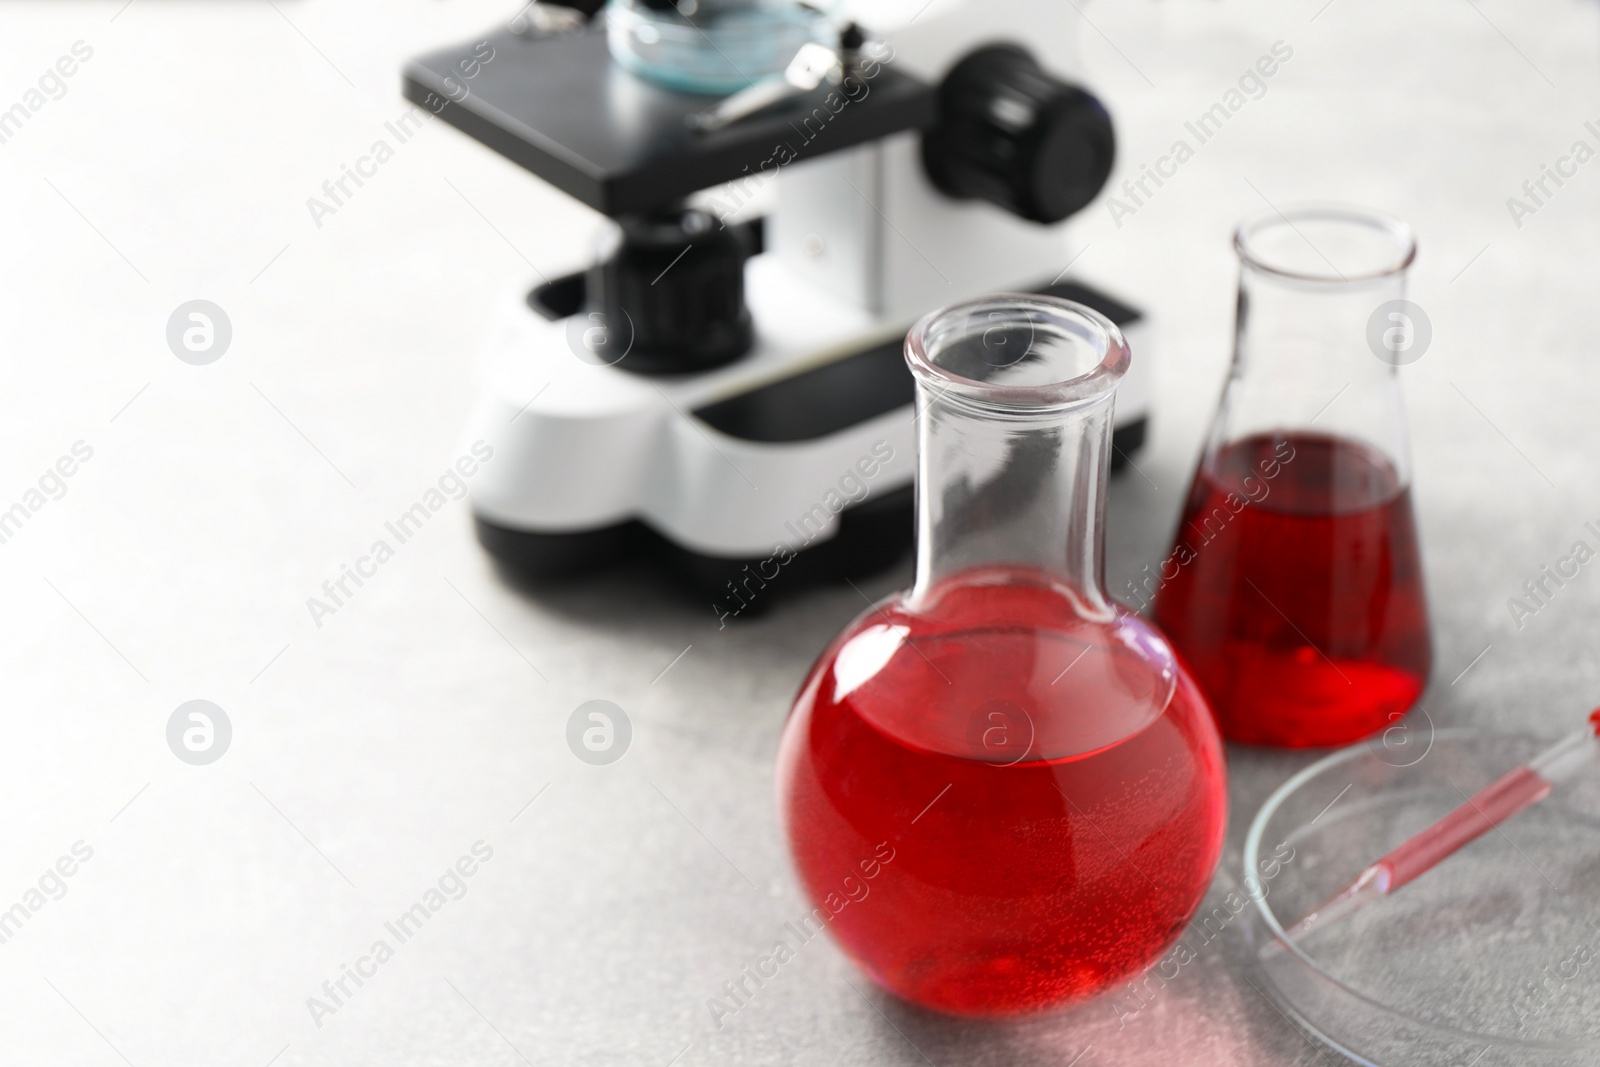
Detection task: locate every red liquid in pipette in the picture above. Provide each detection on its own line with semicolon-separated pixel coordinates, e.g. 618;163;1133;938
778;571;1227;1016
1376;766;1549;891
1374;710;1600;892
1284;762;1552;944
1283;714;1600;944
1154;432;1432;748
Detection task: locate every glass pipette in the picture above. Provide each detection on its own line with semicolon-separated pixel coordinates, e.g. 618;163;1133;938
1273;709;1600;952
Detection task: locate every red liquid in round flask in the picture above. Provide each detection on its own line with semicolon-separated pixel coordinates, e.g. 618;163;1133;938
776;297;1227;1017
1151;206;1433;748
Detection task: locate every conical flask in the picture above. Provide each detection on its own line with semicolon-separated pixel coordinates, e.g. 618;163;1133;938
776;295;1227;1016
1152;205;1433;748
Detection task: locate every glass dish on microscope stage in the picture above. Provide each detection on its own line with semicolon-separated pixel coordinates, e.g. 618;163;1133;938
606;0;834;95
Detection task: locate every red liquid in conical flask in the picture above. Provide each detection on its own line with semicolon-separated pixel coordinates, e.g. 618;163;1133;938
777;570;1227;1017
1153;432;1432;748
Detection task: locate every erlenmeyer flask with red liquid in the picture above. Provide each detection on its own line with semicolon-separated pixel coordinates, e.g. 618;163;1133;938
776;296;1227;1017
1151;205;1433;748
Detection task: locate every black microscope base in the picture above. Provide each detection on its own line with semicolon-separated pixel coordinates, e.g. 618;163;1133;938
474;417;1146;616
476;485;915;616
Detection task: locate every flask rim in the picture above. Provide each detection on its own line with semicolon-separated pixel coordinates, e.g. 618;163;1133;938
1235;202;1417;286
904;294;1131;414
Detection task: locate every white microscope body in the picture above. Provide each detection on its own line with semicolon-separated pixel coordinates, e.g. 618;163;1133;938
415;0;1150;601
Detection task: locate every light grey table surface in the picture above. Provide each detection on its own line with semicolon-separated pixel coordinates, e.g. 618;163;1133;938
2;0;1598;1064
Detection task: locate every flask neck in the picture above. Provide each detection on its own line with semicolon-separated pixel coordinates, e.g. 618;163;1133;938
908;391;1120;614
902;295;1129;616
1216;205;1418;482
907;388;1117;615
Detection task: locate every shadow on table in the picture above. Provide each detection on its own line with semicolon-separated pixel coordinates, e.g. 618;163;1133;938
834;926;1330;1067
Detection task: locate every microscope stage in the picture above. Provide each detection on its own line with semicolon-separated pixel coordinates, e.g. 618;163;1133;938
403;27;938;216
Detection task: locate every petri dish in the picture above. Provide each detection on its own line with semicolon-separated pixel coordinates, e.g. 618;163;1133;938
606;0;832;95
1244;729;1600;1066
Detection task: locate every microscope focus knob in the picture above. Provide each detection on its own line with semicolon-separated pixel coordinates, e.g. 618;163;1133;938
590;208;754;375
922;45;1115;225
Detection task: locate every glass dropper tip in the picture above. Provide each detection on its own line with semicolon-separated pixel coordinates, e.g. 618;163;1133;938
1262;862;1389;960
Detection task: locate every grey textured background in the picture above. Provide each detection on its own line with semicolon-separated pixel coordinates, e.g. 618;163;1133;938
1;0;1598;1063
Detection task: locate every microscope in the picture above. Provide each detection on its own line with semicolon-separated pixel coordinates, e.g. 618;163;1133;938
404;0;1151;612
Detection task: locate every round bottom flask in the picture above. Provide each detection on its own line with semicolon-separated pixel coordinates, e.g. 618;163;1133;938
776;297;1228;1016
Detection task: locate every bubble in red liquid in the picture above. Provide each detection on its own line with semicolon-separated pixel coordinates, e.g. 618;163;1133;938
1153;431;1432;748
776;571;1227;1017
